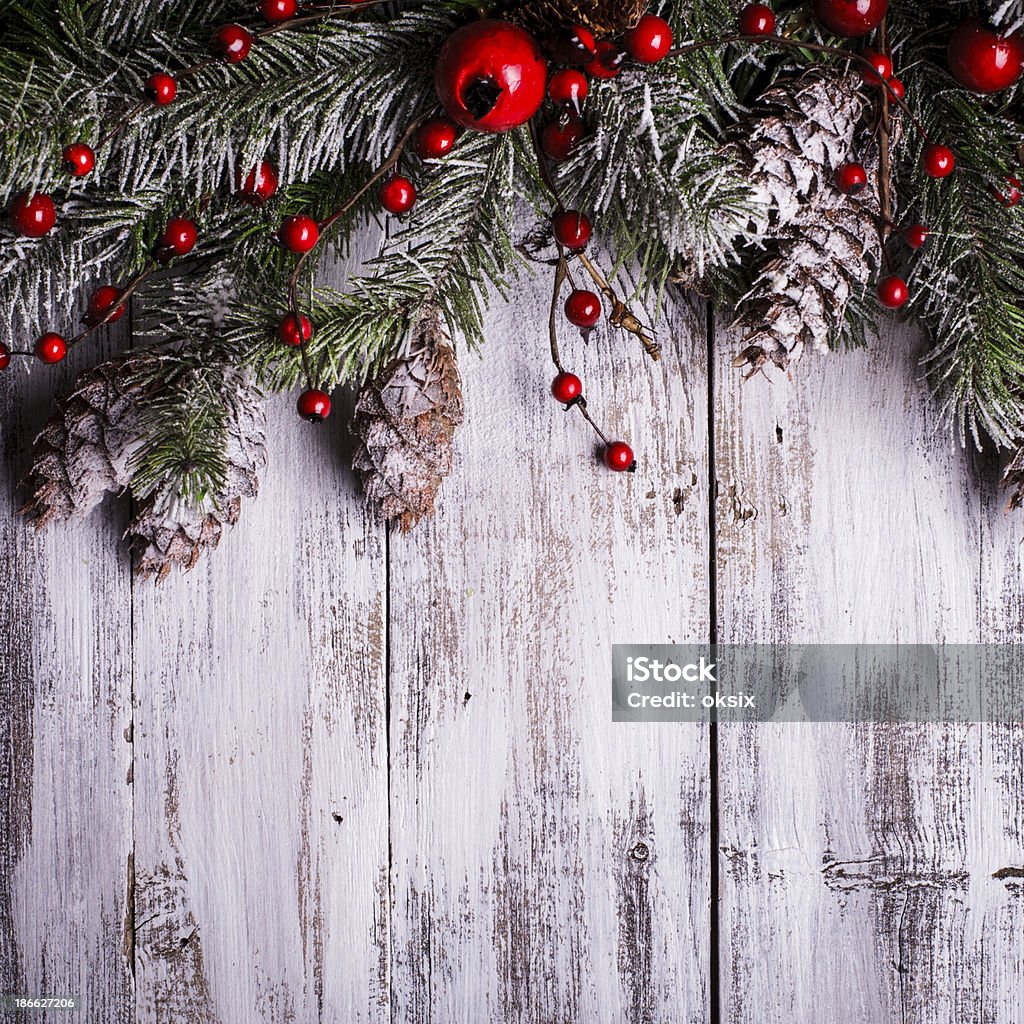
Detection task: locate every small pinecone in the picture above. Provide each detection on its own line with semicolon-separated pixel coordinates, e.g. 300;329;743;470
351;310;464;531
505;0;646;39
730;72;883;371
1004;447;1024;510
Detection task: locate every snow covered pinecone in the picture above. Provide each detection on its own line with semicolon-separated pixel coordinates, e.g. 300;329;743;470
351;310;464;531
506;0;647;38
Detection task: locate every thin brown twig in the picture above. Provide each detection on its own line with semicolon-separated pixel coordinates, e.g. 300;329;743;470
576;252;661;361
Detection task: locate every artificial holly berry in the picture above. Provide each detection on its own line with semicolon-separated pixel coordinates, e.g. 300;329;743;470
922;144;955;178
888;78;906;100
297;388;332;422
35;332;67;364
434;20;547;133
876;275;909;309
995;176;1022;207
586;41;625;79
812;0;888;37
904;224;929;249
548;25;597;65
552;210;592;250
379;175;417;214
86;286;127;325
624;15;674;65
415;119;458;160
212;24;252;64
144;73;177;105
548;69;589;110
542;117;583;163
236;161;279;205
278;313;313;347
604;441;636;472
260;0;297;22
278;214;320;253
947;18;1024;94
861;51;893;85
0;342;10;371
551;371;583;404
565;289;602;328
8;192;57;237
835;162;868;195
62;143;95;177
739;3;776;35
156;217;198;262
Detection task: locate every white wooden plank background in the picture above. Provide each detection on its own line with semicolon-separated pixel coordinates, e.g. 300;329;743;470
2;242;1023;1022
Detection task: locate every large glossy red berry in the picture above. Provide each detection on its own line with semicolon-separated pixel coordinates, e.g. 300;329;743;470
542;117;583;162
87;286;127;325
876;275;909;309
835;162;868;195
812;0;888;37
212;24;252;63
0;342;10;371
145;73;177;105
551;371;583;404
8;192;57;237
35;332;67;364
260;0;297;22
297;388;331;422
236;161;279;205
922;144;955;178
415;119;458;160
279;214;319;253
565;289;602;328
904;224;929;249
435;20;547;133
739;3;776;34
379;175;417;214
552;210;592;250
278;313;313;347
604;441;636;472
548;25;597;65
996;176;1022;207
548;69;589;109
586;41;625;79
947;18;1024;93
624;15;673;64
861;51;893;85
157;217;198;262
62;143;95;177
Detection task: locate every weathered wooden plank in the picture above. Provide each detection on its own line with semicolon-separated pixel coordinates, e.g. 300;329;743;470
714;320;1024;1022
387;283;712;1021
1;329;134;1023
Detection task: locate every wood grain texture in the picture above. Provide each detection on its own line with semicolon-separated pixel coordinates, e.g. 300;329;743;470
713;320;1024;1023
1;327;134;1023
387;283;712;1022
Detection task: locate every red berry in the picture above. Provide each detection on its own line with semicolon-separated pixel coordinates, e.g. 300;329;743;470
8;192;57;238
624;14;673;64
278;313;313;347
157;217;198;261
904;224;929;249
212;23;252;63
739;3;776;35
812;0;888;37
586;41;626;79
549;24;597;65
565;289;602;328
297;388;331;422
922;144;955;178
604;441;635;472
260;0;297;22
548;69;589;109
62;143;95;177
0;342;10;371
86;286;127;325
144;73;177;105
379;175;417;214
35;332;67;364
551;371;583;404
876;275;909;309
861;51;893;85
995;176;1022;207
236;161;279;205
434;20;548;133
835;162;868;195
415;119;458;160
542;117;583;162
552;210;592;250
947;18;1024;94
278;214;319;253
888;77;906;100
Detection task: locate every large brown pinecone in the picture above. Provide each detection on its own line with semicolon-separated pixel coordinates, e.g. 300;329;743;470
505;0;647;38
351;310;464;531
730;72;883;372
